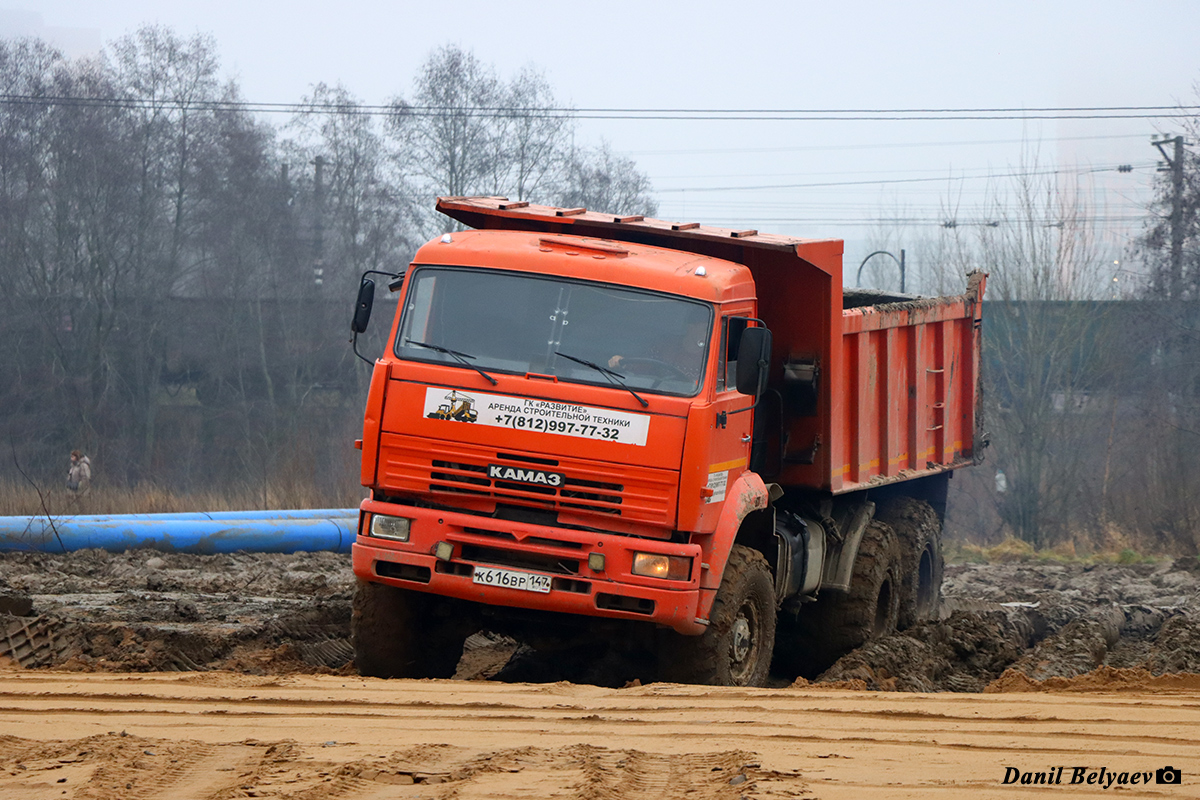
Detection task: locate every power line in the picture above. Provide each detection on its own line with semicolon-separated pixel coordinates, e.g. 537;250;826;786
652;161;1157;183
672;203;1149;215
628;133;1153;157
0;94;1197;121
682;215;1152;229
656;163;1148;193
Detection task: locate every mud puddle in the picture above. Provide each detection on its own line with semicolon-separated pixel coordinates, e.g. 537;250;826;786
0;550;355;674
816;559;1200;691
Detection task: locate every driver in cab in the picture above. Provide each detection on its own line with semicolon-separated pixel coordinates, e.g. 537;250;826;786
607;318;709;385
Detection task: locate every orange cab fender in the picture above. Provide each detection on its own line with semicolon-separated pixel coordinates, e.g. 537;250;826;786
692;471;769;621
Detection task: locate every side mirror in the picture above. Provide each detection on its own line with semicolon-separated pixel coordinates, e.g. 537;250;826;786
351;278;376;333
735;326;772;397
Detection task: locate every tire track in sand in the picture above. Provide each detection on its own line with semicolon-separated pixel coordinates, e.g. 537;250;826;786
0;670;1197;799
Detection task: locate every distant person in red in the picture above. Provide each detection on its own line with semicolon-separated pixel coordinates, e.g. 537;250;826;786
67;450;92;496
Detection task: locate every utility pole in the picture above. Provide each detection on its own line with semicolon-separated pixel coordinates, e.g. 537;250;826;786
312;155;326;288
1153;135;1186;298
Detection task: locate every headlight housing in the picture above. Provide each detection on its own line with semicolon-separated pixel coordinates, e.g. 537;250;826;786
631;552;691;581
369;514;411;542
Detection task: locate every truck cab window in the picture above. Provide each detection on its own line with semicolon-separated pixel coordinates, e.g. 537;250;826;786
395;266;713;397
717;317;749;392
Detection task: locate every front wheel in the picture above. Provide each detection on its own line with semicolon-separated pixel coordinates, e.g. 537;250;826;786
352;580;467;679
656;545;776;686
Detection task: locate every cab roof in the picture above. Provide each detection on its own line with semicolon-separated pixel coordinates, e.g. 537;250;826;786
436;196;844;281
412;228;756;303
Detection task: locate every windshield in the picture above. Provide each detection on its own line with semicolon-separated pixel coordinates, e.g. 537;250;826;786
396;266;712;396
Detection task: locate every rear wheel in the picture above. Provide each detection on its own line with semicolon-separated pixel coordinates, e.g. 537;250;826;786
656;545;776;686
780;520;901;677
877;497;944;629
352;580;466;679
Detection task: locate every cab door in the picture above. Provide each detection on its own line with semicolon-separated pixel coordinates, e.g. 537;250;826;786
696;311;756;529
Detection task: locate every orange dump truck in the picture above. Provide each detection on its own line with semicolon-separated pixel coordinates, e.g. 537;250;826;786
349;197;985;685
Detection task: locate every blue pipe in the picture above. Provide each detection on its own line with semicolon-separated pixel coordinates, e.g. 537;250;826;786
0;508;359;524
0;515;358;554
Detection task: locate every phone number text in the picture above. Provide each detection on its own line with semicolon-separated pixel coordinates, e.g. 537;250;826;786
497;414;623;440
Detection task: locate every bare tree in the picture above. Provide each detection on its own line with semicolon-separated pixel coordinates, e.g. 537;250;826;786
0;38;77;486
388;45;504;234
104;26;228;479
0;31;661;505
940;159;1114;547
555;140;658;217
386;47;659;231
291;83;415;281
497;67;570;202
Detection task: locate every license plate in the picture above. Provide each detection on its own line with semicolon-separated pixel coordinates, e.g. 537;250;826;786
471;566;553;593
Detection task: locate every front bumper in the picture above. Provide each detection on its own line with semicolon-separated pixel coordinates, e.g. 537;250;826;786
352;499;707;635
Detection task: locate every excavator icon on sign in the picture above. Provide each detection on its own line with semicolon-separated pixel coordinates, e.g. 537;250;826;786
426;390;478;423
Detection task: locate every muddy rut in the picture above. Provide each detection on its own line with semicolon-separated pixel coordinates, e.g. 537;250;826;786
3;551;1200;689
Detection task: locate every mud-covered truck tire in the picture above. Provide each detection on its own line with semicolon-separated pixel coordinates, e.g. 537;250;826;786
656;545;776;687
352;580;465;679
876;497;944;629
780;520;902;676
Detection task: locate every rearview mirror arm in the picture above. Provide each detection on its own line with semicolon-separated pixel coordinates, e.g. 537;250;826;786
352;330;374;366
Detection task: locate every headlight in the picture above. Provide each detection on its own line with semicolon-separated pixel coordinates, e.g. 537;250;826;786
631;552;691;581
369;514;411;542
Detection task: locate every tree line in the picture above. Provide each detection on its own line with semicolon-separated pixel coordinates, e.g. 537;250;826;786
0;28;656;500
4;24;1199;554
863;141;1200;554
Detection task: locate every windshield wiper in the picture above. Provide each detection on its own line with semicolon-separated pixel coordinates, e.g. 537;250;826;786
554;351;648;408
406;340;498;386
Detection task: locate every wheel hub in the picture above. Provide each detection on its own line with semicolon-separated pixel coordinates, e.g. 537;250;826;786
732;614;753;663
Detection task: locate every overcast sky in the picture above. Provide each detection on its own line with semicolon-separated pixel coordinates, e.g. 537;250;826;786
5;1;1199;290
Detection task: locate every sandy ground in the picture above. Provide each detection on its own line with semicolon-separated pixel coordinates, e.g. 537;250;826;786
0;669;1198;799
2;551;1200;796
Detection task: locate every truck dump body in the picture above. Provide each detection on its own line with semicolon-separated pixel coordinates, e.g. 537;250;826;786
436;197;985;494
834;278;985;492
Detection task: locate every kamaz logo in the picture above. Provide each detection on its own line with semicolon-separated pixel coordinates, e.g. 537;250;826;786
488;464;564;487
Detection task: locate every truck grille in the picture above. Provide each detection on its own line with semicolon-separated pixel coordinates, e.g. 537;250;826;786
432;460;624;512
378;435;675;525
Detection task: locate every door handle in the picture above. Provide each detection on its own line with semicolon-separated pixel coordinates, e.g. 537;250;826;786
741;434;752;443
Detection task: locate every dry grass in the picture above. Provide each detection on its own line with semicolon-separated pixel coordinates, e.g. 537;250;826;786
0;480;361;517
946;536;1164;566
